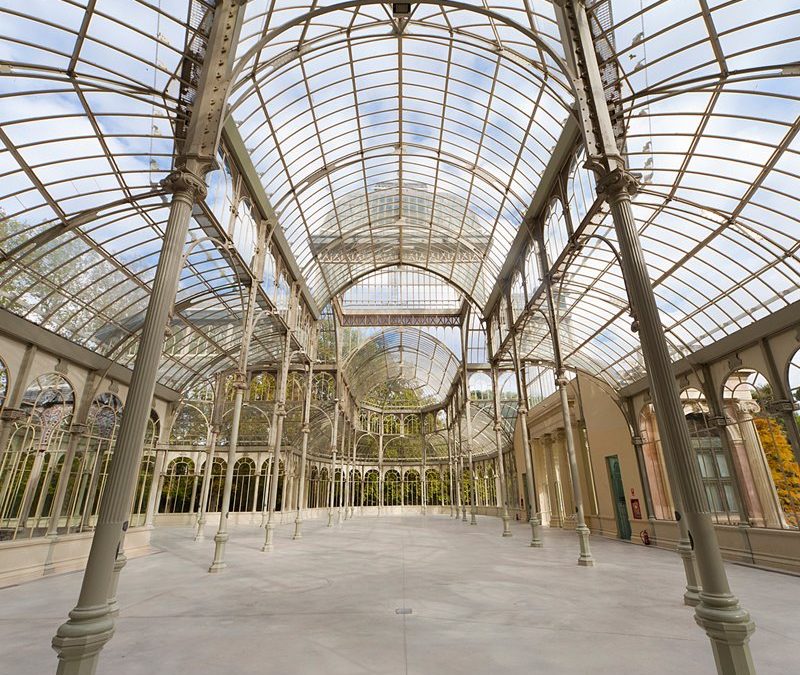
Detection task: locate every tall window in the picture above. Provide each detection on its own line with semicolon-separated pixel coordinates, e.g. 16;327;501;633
681;388;739;523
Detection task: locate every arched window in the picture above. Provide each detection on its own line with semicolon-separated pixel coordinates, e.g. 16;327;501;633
404;470;421;505
358;434;378;459
231;457;256;512
510;270;525;322
544;197;569;268
403;414;420;436
486;465;498;506
238;404;271;446
723;369;799;529
319;467;330;508
350;469;362;507
383;414;399;435
680;388;739;523
160;457;197;514
131;409;160;526
78;393;124;529
203;457;227;513
369;413;381;434
250;373;276;402
0;356;8;411
364;470;379;506
286;371;305;402
566;148;596;227
425;469;441;505
638;403;673;520
206;149;235;229
469;373;492;401
312;372;335;401
231;196;257;267
170;403;210;445
384;469;401;505
308;466;320;508
0;373;74;537
525;242;540;297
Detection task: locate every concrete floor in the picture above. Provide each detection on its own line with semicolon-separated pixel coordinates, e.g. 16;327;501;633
1;514;798;675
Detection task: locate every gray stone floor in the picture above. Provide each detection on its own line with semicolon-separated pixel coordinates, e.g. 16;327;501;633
1;514;798;674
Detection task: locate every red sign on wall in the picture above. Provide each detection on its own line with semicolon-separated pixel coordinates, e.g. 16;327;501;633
630;498;642;520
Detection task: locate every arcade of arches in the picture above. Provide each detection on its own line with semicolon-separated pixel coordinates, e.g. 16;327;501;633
0;2;799;674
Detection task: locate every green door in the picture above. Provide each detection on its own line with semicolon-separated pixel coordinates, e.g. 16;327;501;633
606;455;631;540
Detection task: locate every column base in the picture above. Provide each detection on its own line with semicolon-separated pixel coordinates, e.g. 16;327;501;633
501;514;512;537
194;517;206;542
262;522;275;552
53;603;116;675
208;531;229;572
576;525;595;566
529;518;544;547
694;594;756;675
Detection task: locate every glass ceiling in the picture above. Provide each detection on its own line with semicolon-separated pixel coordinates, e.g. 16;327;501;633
230;0;573;309
0;1;798;401
343;327;460;408
512;0;800;388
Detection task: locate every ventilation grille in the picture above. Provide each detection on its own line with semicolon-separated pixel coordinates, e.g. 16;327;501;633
176;0;214;145
586;0;625;150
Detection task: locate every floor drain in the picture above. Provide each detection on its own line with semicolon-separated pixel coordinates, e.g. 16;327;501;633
395;607;412;615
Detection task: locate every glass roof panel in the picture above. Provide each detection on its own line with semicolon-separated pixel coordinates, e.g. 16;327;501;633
230;1;573;310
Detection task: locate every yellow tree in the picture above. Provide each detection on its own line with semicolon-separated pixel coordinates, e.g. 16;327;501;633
755;417;800;527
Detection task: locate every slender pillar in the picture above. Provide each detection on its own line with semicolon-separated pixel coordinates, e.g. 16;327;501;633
464;398;477;525
293;364;313;539
327;451;337;527
456;420;466;522
607;170;753;667
490;366;512;536
259;398;280;527
556;7;755;666
421;444;427;514
208;374;246;572
209;215;268;569
47;424;88;537
326;405;340;527
51;163;210;672
511;336;544;546
348;427;355;520
556;1;756;663
337;425;346;525
262;333;292;552
143;448;166;528
446;423;455;517
557;380;594;564
194;428;218;542
377;420;383;515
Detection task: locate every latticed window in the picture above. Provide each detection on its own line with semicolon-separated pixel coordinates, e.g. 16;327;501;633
250;373;276;402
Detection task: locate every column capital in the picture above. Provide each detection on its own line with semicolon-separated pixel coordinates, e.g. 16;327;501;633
595;167;639;201
231;371;247;390
160;167;208;200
